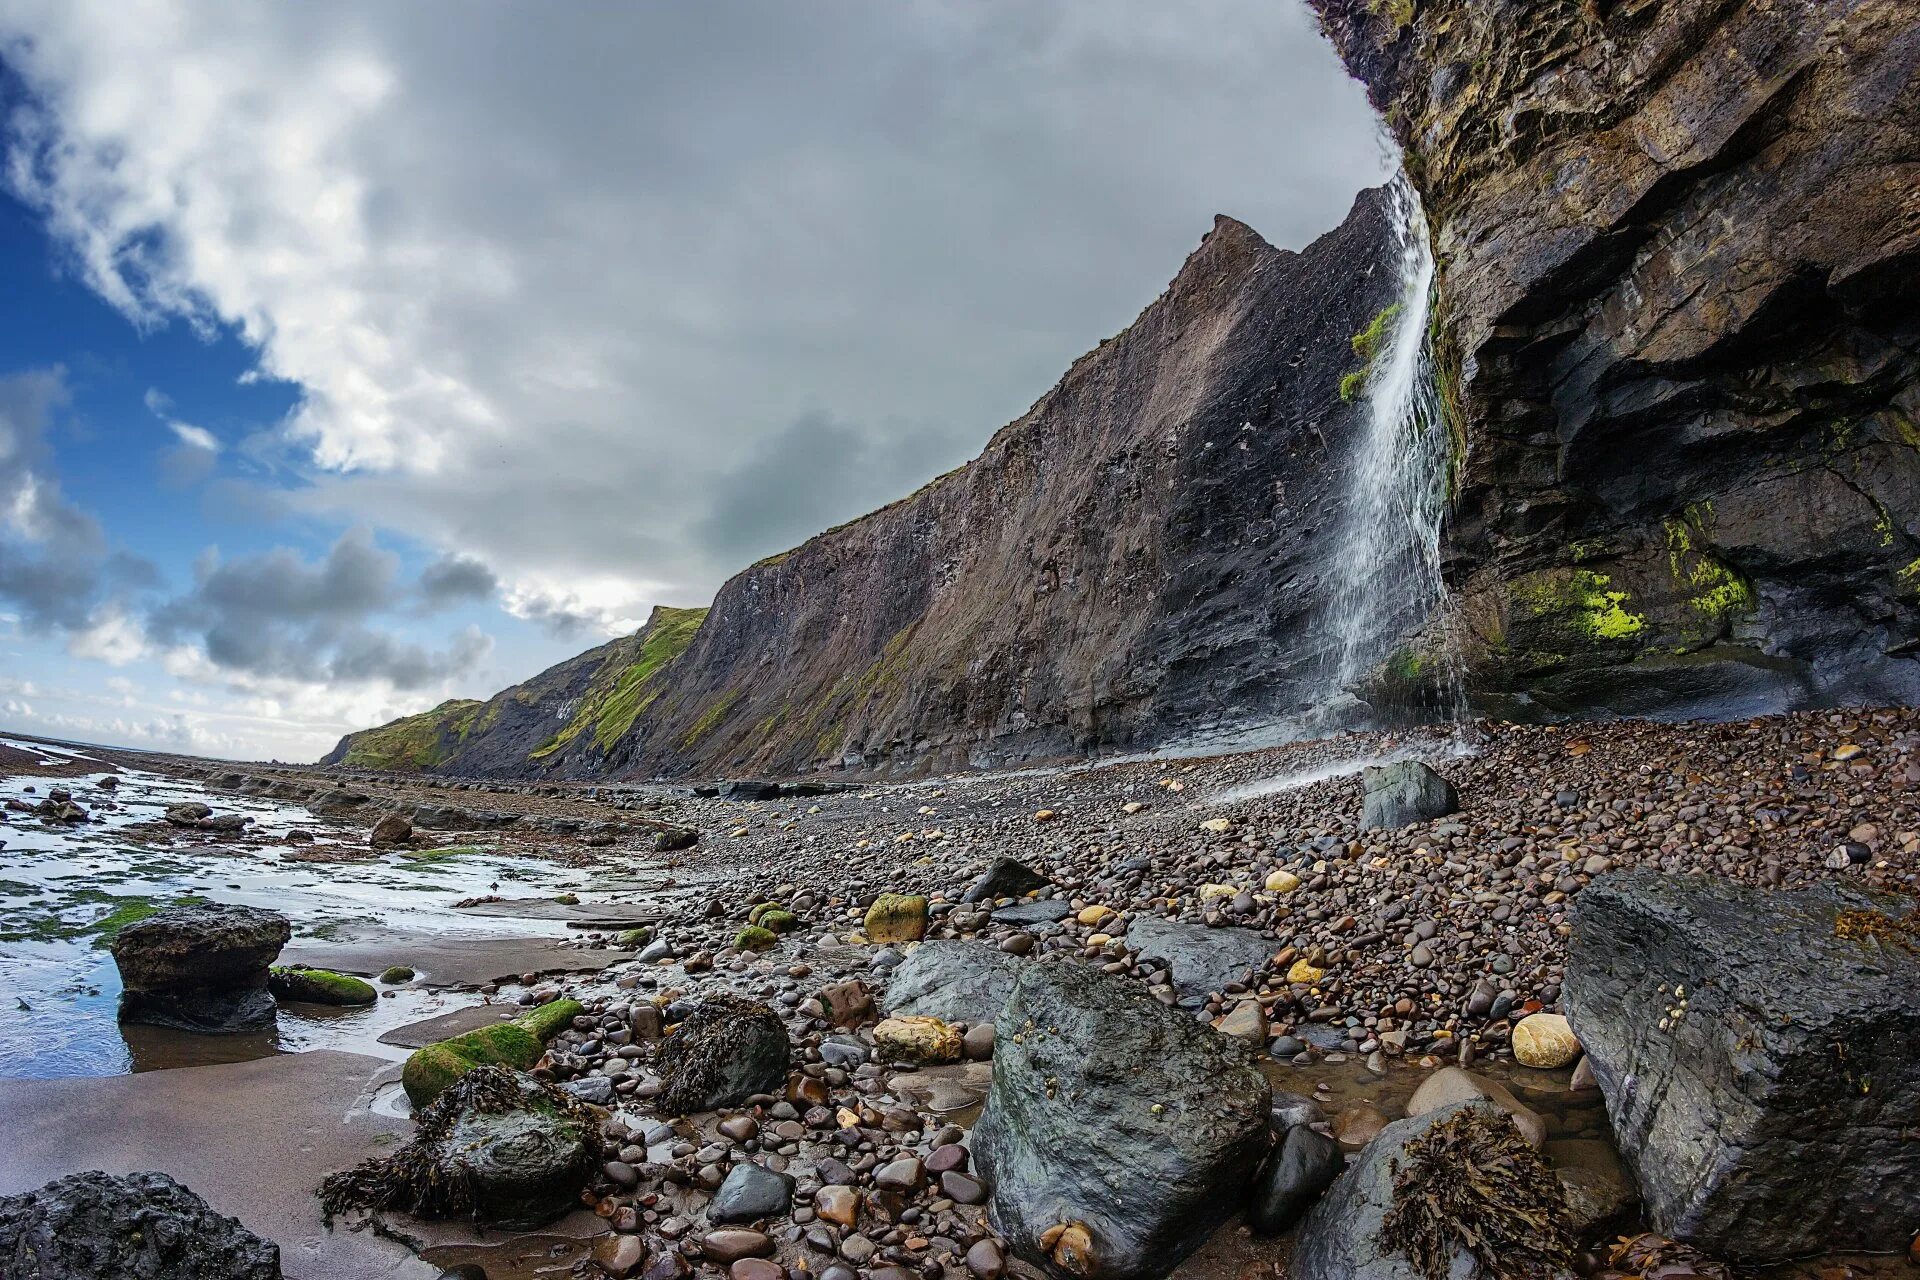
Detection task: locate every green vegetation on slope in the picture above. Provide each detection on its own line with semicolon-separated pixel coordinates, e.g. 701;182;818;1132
531;606;709;761
1340;302;1403;402
338;699;484;770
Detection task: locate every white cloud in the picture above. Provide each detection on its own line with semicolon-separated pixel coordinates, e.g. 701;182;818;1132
0;0;1388;631
166;421;221;453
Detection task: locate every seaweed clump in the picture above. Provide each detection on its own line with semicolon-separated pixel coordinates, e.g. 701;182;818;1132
1834;905;1920;954
1380;1106;1576;1280
653;990;790;1115
319;1067;603;1228
1595;1233;1735;1280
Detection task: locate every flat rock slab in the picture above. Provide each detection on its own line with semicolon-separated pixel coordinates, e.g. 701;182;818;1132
378;1004;524;1049
1126;915;1274;1000
882;941;1026;1024
0;1050;430;1280
453;898;661;927
283;928;622;988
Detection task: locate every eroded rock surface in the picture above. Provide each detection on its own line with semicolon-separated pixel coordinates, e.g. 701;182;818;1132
1311;0;1920;717
1564;871;1920;1260
0;1170;281;1280
111;904;290;1033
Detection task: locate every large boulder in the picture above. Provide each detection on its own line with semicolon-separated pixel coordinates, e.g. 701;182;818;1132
1564;871;1920;1261
1125;916;1273;1001
1360;760;1457;829
321;1067;600;1229
111;904;291;1033
0;1169;281;1279
882;941;1026;1024
971;962;1270;1280
963;857;1051;903
1292;1102;1576;1280
653;992;790;1115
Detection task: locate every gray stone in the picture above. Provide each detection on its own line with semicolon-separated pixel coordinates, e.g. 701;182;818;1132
972;962;1270;1280
1564;871;1920;1261
882;941;1027;1025
1360;760;1457;829
709;1162;794;1224
0;1170;282;1279
988;900;1072;926
1125;916;1273;1001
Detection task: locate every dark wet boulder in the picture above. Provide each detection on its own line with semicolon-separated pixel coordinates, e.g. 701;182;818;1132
882;941;1026;1025
718;780;780;801
1359;760;1457;829
369;812;412;846
164;801;213;827
0;1169;281;1279
654;826;699;852
1564;871;1920;1261
1247;1122;1344;1235
962;857;1051;903
653;992;790;1115
1125;916;1273;1001
307;789;367;818
111;904;290;1033
972;961;1270;1280
1292;1102;1576;1280
321;1067;601;1230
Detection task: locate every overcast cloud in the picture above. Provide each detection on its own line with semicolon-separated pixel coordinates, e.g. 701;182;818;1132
0;1;1388;641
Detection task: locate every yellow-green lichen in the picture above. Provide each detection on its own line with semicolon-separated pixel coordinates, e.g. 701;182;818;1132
1663;517;1754;623
1512;568;1644;642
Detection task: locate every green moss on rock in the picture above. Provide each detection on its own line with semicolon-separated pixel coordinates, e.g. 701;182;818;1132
269;966;378;1006
734;926;778;952
401;998;585;1108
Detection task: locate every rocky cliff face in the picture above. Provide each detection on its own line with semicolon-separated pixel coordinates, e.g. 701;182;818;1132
327;193;1400;777
1311;0;1920;718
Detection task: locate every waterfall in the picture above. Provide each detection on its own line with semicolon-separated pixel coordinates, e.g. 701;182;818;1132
1322;174;1467;725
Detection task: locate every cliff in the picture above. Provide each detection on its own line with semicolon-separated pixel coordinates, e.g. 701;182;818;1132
1311;0;1920;717
327;191;1401;776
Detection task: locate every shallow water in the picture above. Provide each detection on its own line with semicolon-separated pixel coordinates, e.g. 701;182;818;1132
0;742;608;1079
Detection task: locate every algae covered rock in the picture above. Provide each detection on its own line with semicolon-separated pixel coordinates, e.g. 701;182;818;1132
268;966;376;1006
863;893;928;944
402;998;584;1108
1292;1102;1576;1280
0;1169;282;1279
653;991;790;1115
322;1066;602;1230
734;926;777;953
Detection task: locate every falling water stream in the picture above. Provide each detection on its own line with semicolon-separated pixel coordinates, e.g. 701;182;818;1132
1322;173;1468;727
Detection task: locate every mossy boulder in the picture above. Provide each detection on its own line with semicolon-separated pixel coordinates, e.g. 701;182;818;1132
863;893;928;944
615;927;654;949
268;966;377;1006
378;965;416;984
402;998;585;1108
734;926;778;952
748;903;799;934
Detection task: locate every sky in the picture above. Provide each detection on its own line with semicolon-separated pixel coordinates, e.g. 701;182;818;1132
0;1;1389;762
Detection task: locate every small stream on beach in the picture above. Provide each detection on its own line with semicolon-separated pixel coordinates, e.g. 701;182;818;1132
0;737;602;1079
